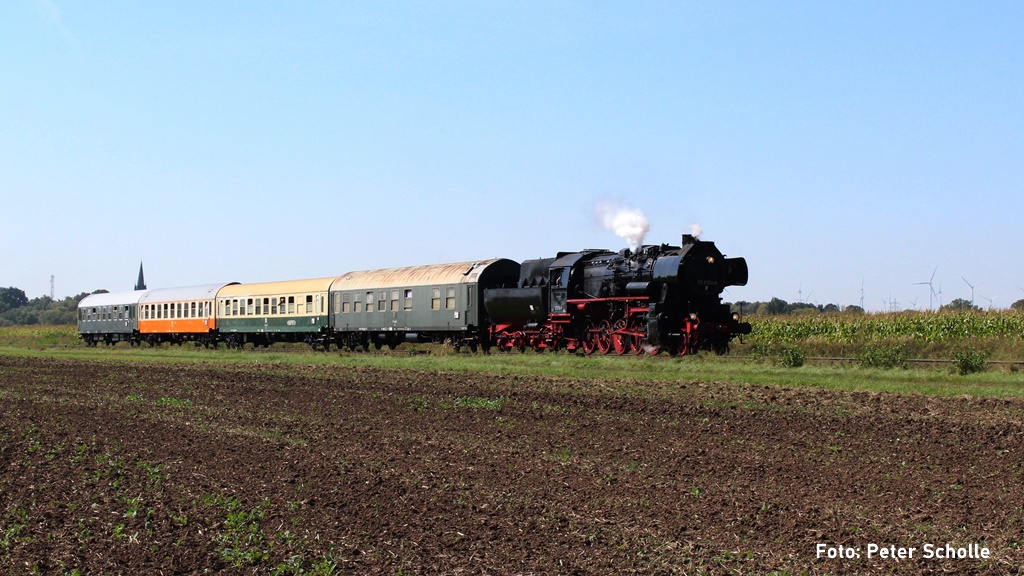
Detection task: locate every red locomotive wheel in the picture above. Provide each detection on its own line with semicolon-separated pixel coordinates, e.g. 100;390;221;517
580;327;597;355
630;335;645;355
612;319;629;355
596;321;613;355
628;320;646;355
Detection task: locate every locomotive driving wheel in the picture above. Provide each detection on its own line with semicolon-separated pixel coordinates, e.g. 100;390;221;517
580;324;597;355
595;320;613;355
612;319;629;355
628;319;646;355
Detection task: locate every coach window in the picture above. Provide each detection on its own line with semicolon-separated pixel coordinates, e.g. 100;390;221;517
377;291;386;312
365;292;374;312
404;289;413;310
246;298;253;315
446;287;456;310
431;288;441;311
341;293;350;313
277;296;285;314
231;299;238;316
285;296;293;314
306;295;313;314
352;293;361;313
178;303;183;318
390;289;399;311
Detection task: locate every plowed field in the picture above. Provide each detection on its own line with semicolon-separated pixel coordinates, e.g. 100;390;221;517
1;355;1023;574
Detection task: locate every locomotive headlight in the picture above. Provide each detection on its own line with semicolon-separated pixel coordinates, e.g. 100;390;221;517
689;312;698;321
732;312;740;321
706;256;715;264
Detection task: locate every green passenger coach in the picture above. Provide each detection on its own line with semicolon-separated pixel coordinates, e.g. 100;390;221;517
78;290;146;346
216;277;339;348
329;259;519;351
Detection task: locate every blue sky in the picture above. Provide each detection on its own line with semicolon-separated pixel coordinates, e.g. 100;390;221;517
3;1;1022;311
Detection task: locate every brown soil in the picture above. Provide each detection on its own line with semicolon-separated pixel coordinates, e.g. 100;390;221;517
1;355;1023;575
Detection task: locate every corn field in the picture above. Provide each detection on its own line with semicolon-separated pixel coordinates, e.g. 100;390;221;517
748;311;1024;344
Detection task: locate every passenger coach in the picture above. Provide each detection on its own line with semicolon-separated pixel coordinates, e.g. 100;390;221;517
216;277;339;348
329;259;519;351
78;290;146;346
138;283;236;347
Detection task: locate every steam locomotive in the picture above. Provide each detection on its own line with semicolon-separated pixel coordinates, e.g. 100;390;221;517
483;234;750;355
78;233;749;355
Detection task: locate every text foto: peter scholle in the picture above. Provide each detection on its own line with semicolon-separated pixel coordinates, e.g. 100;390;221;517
817;543;990;560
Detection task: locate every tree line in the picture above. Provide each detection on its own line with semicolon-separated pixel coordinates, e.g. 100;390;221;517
731;297;1024;316
3;286;1024;327
0;287;100;327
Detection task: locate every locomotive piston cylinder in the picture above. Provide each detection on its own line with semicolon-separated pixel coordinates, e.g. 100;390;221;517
626;282;652;295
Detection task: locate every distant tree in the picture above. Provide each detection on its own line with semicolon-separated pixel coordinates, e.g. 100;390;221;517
791;305;819;315
729;301;756;317
0;287;28;314
822;303;841;314
940;298;981;313
764;297;789;315
0;291;91;326
843;305;865;314
1012;299;1024;311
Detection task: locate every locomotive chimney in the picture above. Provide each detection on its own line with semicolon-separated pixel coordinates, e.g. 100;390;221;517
682;234;696;245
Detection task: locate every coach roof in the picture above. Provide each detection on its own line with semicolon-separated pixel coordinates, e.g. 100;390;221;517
138;283;238;304
78;290;147;309
331;259;514;291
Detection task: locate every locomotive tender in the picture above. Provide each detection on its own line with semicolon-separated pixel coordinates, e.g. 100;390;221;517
78;233;749;355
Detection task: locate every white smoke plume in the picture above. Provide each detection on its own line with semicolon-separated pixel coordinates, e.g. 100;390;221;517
594;201;650;251
689;223;703;239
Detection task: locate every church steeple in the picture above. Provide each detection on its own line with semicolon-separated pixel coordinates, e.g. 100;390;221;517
134;261;147;291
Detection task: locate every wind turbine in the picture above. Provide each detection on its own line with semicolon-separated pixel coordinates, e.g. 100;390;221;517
961;277;983;306
913;266;938;311
981;295;997;310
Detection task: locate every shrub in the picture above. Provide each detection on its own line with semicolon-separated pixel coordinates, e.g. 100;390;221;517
778;346;806;368
951;350;989;375
749;341;775;361
859;344;906;369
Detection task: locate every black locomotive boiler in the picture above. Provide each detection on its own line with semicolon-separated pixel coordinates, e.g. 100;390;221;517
483;234;750;355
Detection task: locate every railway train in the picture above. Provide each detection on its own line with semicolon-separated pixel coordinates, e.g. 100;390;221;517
77;233;750;356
